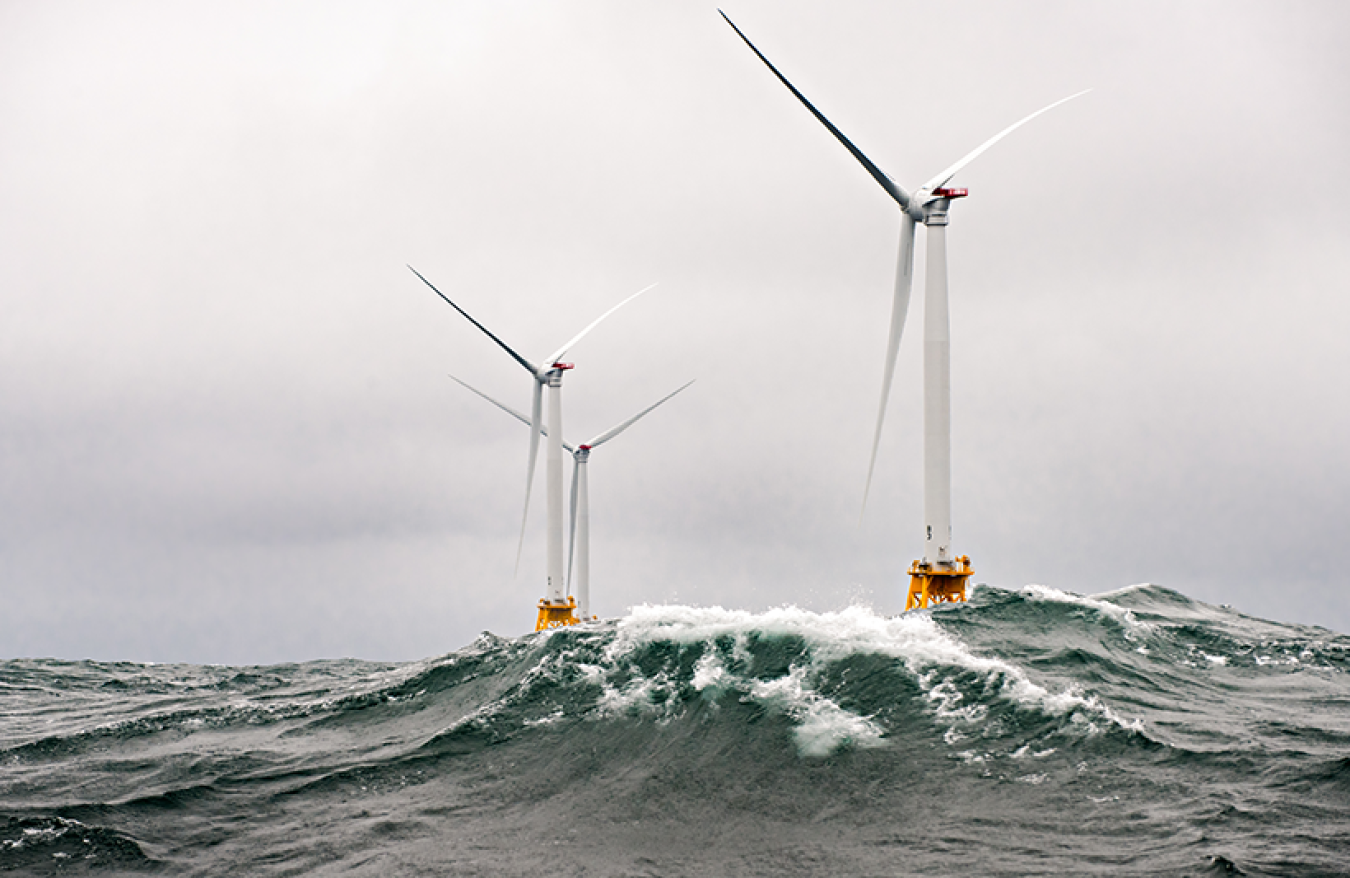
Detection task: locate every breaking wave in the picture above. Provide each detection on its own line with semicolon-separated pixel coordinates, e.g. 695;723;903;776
3;584;1348;875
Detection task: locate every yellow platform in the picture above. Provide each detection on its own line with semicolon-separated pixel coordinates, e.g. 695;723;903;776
905;556;973;611
535;597;580;631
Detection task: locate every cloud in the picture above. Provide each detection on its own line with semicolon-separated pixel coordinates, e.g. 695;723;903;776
2;1;1348;661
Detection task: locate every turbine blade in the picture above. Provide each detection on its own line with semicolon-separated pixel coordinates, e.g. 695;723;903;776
861;214;917;516
921;89;1091;192
719;10;911;211
409;266;539;375
515;379;544;573
449;375;531;427
585;379;696;449
545;283;658;368
567;454;579;592
449;374;575;453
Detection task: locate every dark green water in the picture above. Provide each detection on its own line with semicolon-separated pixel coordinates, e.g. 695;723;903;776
3;584;1348;876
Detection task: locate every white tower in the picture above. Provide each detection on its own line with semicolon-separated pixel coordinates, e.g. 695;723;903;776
721;12;1085;608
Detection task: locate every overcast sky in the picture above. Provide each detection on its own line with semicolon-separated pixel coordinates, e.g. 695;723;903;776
3;1;1347;663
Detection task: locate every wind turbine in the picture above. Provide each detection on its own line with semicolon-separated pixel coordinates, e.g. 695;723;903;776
449;375;694;621
411;266;655;628
720;11;1087;610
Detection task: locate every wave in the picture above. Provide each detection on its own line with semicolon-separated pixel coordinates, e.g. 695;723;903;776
4;584;1350;875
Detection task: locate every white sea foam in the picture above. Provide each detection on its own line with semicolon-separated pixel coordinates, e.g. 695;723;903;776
1010;744;1057;759
522;712;564;728
1019;584;1154;639
1092;582;1155;598
691;650;730;694
599;603;1138;757
747;665;886;757
0;818;81;851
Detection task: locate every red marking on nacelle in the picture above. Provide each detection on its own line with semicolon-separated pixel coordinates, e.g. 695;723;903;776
934;187;968;198
578;444;592;451
553;362;575;371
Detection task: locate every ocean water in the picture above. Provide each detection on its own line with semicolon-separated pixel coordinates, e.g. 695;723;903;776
3;584;1348;876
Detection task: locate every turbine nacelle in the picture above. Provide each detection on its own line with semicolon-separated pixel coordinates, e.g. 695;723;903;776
914;186;969;213
538;362;575;384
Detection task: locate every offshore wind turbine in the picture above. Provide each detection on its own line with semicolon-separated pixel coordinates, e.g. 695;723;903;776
720;11;1087;609
411;267;655;628
449;375;694;621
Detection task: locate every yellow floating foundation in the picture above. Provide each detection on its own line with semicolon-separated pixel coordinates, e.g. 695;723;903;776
535;597;580;631
905;556;973;611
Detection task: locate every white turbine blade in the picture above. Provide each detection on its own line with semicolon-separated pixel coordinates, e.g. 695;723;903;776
515;379;544;573
449;374;531;427
585;379;696;449
449;375;576;453
544;283;658;369
719;10;912;211
861;214;917;516
409;266;539;375
921;90;1091;193
566;454;579;591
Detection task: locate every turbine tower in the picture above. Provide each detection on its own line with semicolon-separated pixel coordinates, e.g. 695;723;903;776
449;375;693;620
411;267;655;628
721;12;1086;609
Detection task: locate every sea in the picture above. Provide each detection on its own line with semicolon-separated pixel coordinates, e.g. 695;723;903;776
3;584;1348;876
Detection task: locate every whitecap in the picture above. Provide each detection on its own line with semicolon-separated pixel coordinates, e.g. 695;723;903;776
601;603;1140;756
1019;584;1155;639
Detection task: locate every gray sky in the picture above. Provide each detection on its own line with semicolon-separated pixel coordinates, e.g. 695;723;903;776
2;1;1347;663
